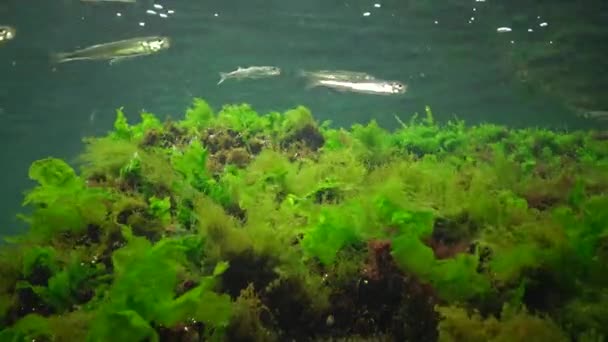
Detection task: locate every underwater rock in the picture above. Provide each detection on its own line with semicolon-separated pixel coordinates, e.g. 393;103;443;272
280;124;325;161
2;98;608;340
221;250;278;299
202;128;246;153
361;239;393;282
282;124;325;151
425;216;474;260
225;147;251;167
200;128;264;172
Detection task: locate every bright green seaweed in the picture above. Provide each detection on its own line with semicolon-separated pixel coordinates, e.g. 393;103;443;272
0;98;607;340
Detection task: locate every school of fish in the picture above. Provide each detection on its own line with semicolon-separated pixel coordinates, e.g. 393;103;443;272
0;0;408;97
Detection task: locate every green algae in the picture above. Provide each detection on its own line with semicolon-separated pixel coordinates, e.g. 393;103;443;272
0;98;607;340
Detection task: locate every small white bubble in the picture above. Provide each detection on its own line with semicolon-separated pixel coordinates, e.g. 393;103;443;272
374;3;381;8
497;27;512;33
510;40;515;44
139;22;146;27
537;16;541;19
159;13;168;18
214;13;219;17
470;16;475;21
434;20;439;24
146;9;157;15
153;3;163;9
116;12;122;17
539;22;548;27
167;9;175;14
528;28;533;32
363;11;371;16
549;40;553;44
473;7;476;11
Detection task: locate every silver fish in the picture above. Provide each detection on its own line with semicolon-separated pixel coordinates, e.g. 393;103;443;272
307;79;407;95
217;66;281;85
577;110;608;121
0;25;16;45
52;36;170;64
300;69;377;82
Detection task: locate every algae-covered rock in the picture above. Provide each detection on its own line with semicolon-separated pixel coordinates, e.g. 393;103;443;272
0;98;607;340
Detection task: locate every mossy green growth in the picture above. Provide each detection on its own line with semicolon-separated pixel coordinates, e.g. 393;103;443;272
34;251;105;313
147;196;171;226
279;106;317;137
180;98;214;132
0;313;53;341
1;98;608;340
171;139;232;206
301;204;362;265
110;108;164;143
88;231;232;341
437;304;570;342
381;196;491;301
19;158;111;240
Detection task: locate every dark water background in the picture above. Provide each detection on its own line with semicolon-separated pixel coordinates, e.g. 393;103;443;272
1;0;607;235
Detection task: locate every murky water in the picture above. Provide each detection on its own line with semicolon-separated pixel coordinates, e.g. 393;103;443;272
0;0;607;234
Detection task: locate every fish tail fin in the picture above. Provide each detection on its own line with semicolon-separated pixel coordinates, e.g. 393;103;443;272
50;52;74;64
304;78;320;90
217;72;228;85
50;52;67;64
297;69;310;78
